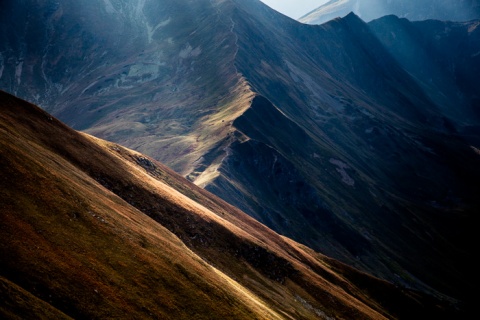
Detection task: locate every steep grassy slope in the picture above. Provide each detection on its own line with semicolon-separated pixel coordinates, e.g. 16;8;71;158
1;90;470;318
0;93;281;319
0;0;478;311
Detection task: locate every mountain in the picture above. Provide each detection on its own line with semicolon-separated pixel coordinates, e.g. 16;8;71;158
1;90;467;319
368;15;480;135
0;0;479;310
300;0;480;25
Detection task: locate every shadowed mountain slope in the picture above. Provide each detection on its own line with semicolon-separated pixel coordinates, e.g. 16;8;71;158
368;15;480;136
1;90;471;319
300;0;480;25
212;1;480;304
0;0;479;311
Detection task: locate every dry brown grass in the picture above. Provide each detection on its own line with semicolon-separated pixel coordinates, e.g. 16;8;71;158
0;90;464;319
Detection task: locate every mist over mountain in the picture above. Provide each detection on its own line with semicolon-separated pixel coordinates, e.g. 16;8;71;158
369;16;480;129
300;0;480;25
0;0;479;314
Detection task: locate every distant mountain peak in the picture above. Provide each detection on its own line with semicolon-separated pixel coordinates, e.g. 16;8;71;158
300;0;480;25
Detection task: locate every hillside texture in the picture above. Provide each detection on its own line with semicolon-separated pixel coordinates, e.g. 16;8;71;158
1;90;471;319
0;0;478;310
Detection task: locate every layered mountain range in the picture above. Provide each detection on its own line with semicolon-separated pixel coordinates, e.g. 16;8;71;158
1;0;479;313
1;90;464;319
300;0;480;25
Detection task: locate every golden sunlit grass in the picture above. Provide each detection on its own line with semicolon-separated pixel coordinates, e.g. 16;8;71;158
0;90;462;319
187;78;255;184
0;92;278;319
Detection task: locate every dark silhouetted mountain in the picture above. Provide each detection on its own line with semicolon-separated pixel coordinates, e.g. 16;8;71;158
300;0;480;25
0;0;478;313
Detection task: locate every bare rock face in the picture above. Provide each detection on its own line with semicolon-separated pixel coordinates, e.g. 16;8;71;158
1;0;479;311
300;0;480;25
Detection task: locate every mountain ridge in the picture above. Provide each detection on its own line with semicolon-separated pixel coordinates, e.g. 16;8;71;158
218;4;479;301
1;89;469;318
300;0;480;25
0;0;478;309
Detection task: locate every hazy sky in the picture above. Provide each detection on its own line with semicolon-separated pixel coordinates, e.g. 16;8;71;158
259;0;329;19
